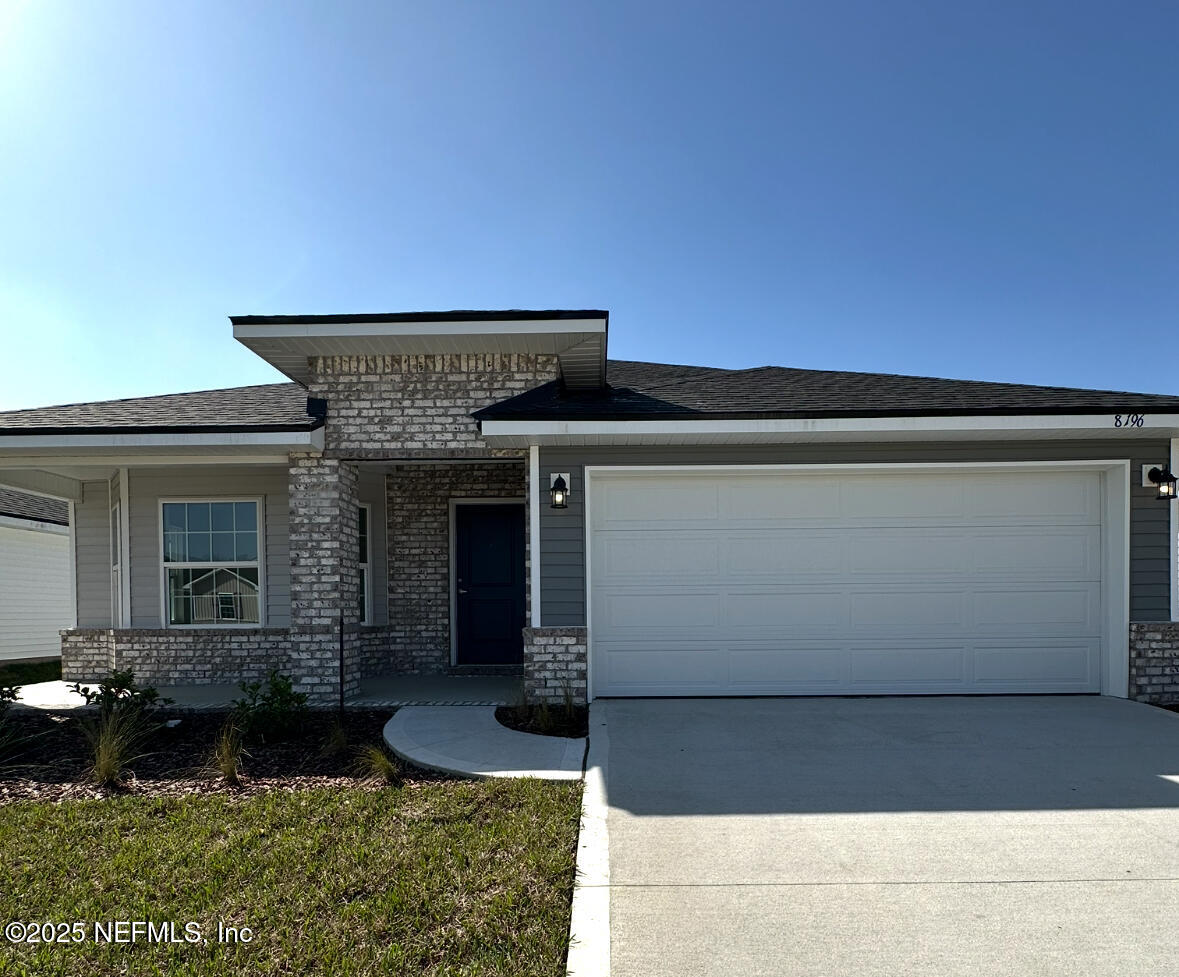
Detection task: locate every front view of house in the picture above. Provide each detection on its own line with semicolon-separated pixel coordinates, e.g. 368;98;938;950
2;310;1178;705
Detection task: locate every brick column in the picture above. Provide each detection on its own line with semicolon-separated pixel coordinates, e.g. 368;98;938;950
289;454;362;704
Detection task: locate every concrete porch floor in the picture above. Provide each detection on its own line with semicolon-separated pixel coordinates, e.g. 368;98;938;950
13;675;522;711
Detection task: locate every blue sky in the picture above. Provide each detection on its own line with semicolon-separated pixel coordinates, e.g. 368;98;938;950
0;0;1175;410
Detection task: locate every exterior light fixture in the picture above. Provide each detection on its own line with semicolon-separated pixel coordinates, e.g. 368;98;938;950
550;473;570;509
1148;466;1178;501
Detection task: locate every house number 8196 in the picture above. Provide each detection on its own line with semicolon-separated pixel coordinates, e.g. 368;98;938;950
1114;414;1145;428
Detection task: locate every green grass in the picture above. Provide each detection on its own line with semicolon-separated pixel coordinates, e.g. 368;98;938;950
0;659;61;687
0;780;583;976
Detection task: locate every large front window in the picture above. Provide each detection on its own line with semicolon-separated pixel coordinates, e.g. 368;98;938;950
162;500;261;625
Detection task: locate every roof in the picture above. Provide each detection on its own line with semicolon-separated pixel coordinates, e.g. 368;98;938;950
0;489;68;526
230;309;608;326
0;383;319;435
474;360;1179;421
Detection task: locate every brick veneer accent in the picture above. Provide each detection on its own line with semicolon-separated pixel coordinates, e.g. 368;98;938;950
288;454;361;703
523;627;587;705
308;353;559;456
385;462;526;674
1129;622;1179;704
60;628;292;686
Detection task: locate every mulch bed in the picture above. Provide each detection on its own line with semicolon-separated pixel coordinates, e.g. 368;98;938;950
0;708;451;805
496;704;588;739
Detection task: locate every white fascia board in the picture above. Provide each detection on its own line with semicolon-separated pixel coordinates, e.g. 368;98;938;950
232;318;606;341
0;429;320;451
481;413;1179;445
0;514;69;535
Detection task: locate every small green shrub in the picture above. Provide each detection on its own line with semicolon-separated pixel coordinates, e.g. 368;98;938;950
232;671;309;742
70;670;173;716
209;720;248;787
353;744;403;786
80;707;155;787
0;685;18;718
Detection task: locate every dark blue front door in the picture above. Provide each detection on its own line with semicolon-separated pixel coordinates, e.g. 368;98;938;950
455;503;525;665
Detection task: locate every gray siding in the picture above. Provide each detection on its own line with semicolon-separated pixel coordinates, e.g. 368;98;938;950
539;440;1173;626
74;479;112;627
127;466;290;628
357;468;388;625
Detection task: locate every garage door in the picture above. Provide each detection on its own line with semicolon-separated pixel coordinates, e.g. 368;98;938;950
589;468;1104;696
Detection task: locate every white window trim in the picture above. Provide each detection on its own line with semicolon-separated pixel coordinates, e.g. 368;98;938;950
110;498;122;628
157;496;267;629
359;502;372;626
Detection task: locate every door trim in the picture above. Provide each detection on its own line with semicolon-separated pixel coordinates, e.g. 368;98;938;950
584;461;1131;702
448;497;526;667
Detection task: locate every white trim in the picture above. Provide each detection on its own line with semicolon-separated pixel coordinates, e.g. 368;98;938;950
67;500;77;627
583;461;1133;702
118;467;130;627
482;413;1179;446
0;430;322;451
1172;438;1178;622
233;317;606;340
529;445;541;627
448;497;527;667
110;495;122;628
358;502;372;626
157;496;267;629
0;514;69;535
0;453;302;469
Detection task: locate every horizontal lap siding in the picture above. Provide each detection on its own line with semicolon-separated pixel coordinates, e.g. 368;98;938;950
74;480;112;627
539;440;1171;626
0;524;72;659
128;467;290;628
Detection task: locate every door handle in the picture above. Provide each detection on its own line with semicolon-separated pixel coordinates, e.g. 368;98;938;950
458;588;468;594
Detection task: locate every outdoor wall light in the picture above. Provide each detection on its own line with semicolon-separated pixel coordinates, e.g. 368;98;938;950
1148;466;1178;501
550;473;570;509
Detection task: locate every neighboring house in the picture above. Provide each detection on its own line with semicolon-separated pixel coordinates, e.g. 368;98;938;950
0;488;73;662
0;309;1178;705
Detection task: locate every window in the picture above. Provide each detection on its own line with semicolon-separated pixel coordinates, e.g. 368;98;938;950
358;504;371;624
161;500;262;626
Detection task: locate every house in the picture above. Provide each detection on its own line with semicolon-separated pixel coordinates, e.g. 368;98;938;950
0;488;73;662
1;309;1178;705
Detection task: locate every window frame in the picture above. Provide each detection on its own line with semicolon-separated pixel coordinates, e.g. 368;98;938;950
158;496;266;629
110;500;122;628
358;502;372;626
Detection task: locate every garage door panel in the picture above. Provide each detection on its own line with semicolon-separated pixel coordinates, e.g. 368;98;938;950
973;586;1099;630
972;642;1098;686
849;647;968;684
589;469;1105;697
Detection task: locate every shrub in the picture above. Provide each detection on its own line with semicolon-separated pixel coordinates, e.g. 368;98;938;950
232;671;308;742
209;720;248;787
79;706;155;787
320;719;350;758
353;744;403;786
70;670;173;716
0;685;18;718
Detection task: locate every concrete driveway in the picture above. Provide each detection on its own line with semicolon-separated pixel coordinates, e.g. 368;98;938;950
598;696;1179;977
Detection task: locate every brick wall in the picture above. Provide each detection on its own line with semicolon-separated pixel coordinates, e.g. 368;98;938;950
288;454;361;703
60;627;292;687
1129;622;1179;704
385;462;526;674
308;353;559;457
522;627;587;705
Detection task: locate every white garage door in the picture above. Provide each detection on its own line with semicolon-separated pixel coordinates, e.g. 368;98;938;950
589;468;1105;697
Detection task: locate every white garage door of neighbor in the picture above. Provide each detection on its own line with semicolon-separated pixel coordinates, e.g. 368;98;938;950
589;468;1105;697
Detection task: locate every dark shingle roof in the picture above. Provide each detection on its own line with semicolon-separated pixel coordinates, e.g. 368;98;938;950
474;360;1179;421
0;489;68;526
230;309;607;325
0;383;318;434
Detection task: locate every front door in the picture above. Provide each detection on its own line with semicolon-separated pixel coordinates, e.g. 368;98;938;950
454;503;526;665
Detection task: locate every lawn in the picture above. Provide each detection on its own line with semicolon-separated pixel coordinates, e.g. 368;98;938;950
0;779;583;976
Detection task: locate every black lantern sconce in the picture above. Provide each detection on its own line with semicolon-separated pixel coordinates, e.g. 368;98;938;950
1148;466;1178;501
550;473;570;509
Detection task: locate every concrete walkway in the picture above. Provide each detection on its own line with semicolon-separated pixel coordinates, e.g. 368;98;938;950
600;696;1179;977
382;706;585;779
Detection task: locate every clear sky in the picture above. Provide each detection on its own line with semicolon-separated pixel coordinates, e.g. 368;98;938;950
0;0;1175;410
